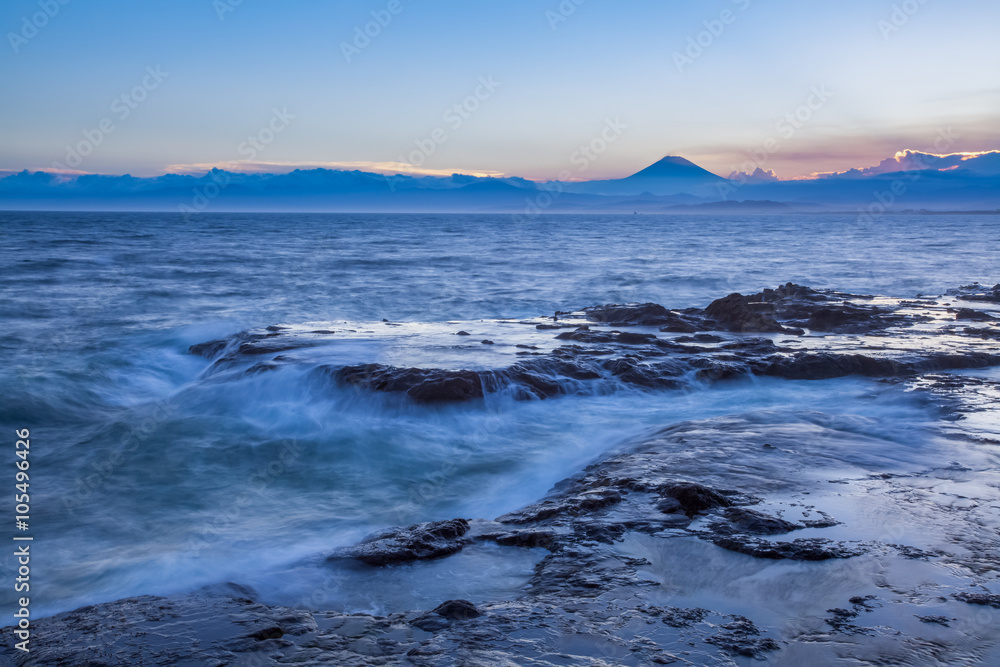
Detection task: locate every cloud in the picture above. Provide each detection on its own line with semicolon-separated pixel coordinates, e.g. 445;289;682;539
727;167;780;183
799;149;1000;180
162;160;507;179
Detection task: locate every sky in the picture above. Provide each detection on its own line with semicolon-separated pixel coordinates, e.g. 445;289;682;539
1;0;998;181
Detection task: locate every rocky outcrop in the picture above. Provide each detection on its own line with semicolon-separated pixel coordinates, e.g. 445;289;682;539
949;282;1000;303
328;518;471;565
185;283;1000;406
704;292;797;333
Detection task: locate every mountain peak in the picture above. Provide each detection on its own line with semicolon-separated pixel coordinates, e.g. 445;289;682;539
626;156;723;181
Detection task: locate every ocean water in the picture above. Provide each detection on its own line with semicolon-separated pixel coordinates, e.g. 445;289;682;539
1;211;998;618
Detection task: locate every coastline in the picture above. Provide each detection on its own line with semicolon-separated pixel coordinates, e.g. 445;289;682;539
5;282;1000;665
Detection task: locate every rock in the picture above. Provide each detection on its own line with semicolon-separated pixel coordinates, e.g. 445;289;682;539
704;293;795;333
916;615;952;626
498;487;624;524
334;365;487;404
950;282;1000;303
953;591;1000;608
479;528;558;549
455;330;471;335
955;308;994;321
432;599;481;620
481;339;495;345
584;302;675;326
964;326;1000;339
330;518;471;566
675;333;726;343
189;337;232;358
657;481;734;516
805;305;901;333
720;507;801;534
712;536;861;560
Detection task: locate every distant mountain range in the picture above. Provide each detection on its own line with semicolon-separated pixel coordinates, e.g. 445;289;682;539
1;151;997;214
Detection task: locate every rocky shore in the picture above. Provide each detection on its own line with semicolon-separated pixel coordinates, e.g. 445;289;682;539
6;283;999;666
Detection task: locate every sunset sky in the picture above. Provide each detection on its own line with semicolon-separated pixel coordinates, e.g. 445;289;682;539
2;0;998;180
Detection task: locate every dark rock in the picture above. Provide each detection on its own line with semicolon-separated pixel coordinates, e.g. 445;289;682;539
675;333;726;343
584;302;675;326
479;529;558;549
331;518;470;566
712;536;861;560
955;308;994;321
555;329;659;345
658;606;710;627
334;365;487;403
721;507;801;535
916;615;952;626
432;599;481;620
805;305;901;333
951;282;1000;303
497;488;623;524
657;481;734;516
250;626;284;640
953;591;1000;608
481;339;495;345
704;293;795;333
705;617;781;657
189;337;231;358
964;326;1000;339
455;330;471;335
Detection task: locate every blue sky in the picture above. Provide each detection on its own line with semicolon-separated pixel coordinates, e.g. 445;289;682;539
2;0;997;180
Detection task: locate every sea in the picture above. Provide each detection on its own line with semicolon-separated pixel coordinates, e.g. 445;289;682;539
1;211;998;619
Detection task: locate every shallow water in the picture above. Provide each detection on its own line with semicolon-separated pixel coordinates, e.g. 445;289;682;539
0;211;998;618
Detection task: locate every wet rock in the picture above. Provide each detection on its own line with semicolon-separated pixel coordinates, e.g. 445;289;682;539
603;358;682;389
657;481;734;516
824;607;868;634
432;599;481;620
479;528;558;549
498;488;623;524
455;330;471;335
583;302;675;326
953;591;1000;608
955;308;994;321
675;333;726;343
333;364;487;403
704;292;798;334
916;615;952;626
705;617;781;658
555;329;660;345
719;507;801;534
964;326;1000;339
656;606;710;627
805;305;903;333
481;339;495;345
249;626;285;640
330;518;470;566
712;536;861;560
950;282;1000;303
188;337;232;358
